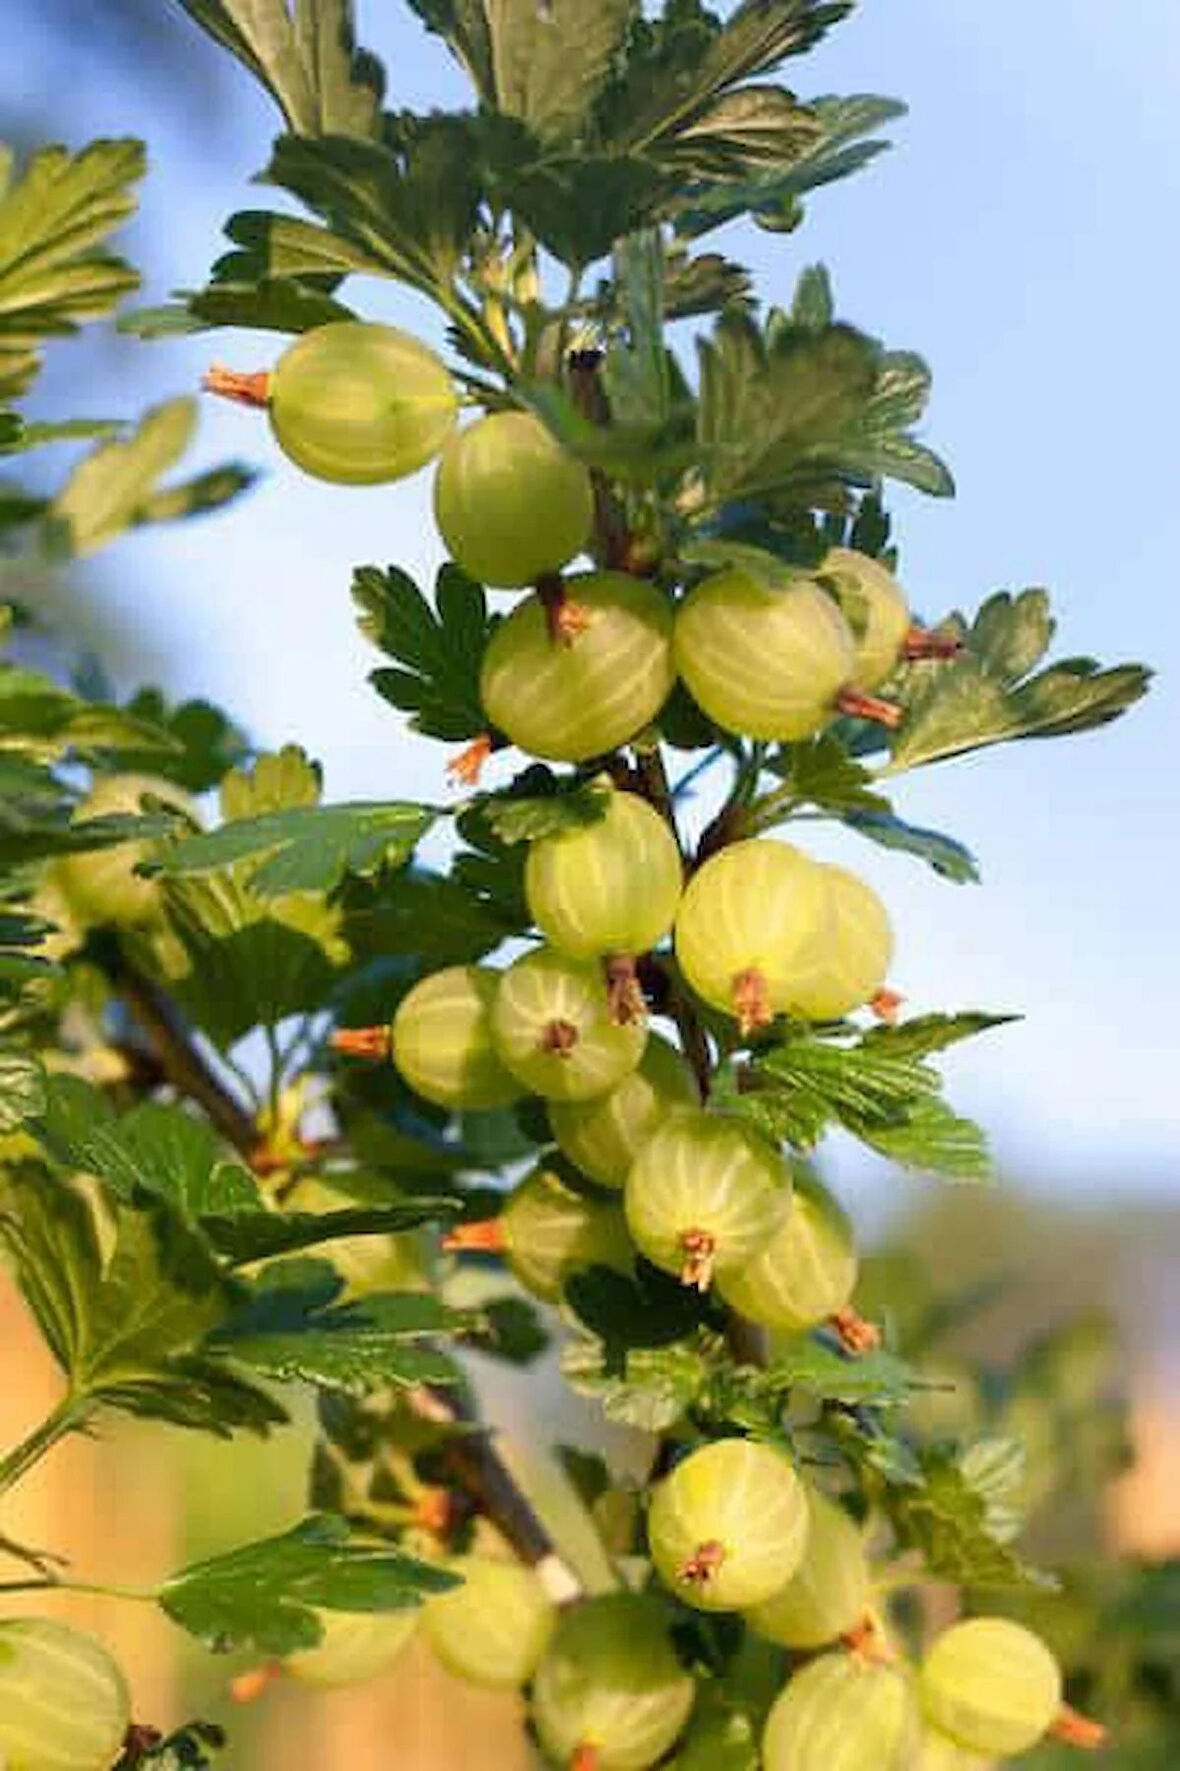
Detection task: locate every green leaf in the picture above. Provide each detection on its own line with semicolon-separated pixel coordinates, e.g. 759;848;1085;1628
481;0;634;147
173;0;384;140
602;230;674;431
0;417;124;458
854;1094;992;1182
887;590;1152;773
762;731;891;816
0;139;144;402
158;1514;457;1656
761;1337;914;1404
45;399;252;558
122;278;355;339
340;868;522;967
887;1443;1055;1591
164;891;343;1046
354;563;493;743
561;1334;711;1432
115;691;250;794
202;1197;463;1266
0;1049;45;1132
479;774;612;846
860;1012;1019;1060
35;1075;261;1215
842;809;980;882
156;800;435;895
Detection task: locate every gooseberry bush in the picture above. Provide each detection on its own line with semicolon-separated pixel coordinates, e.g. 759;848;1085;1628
0;1;1160;1767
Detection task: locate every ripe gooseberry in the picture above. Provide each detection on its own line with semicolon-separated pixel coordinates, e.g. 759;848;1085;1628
673;567;856;740
284;1607;419;1688
490;1163;633;1302
717;1169;859;1337
673;839;829;1035
918;1617;1063;1758
525;786;683;964
433;410;594;587
818;548;911;690
479;572;675;763
762;1651;920;1771
624;1109;792;1290
548;1033;698;1189
268;322;457;485
743;1485;870;1649
55;773;195;932
391;965;522;1111
917;1728;995;1771
785;864;894;1022
648;1438;808;1611
531;1593;695;1771
0;1617;131;1771
422;1554;557;1689
490;947;647;1102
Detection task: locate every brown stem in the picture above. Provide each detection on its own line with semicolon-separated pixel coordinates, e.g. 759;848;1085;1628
329;1025;392;1062
680;1228;717;1291
442;1219;507;1255
537;573;590;645
835;686;903;729
604;954;647;1026
202;365;271;409
733;967;773;1038
230;1663;282;1702
447;732;498;786
840;1612;896;1663
1050;1707;1108;1752
903;623;963;661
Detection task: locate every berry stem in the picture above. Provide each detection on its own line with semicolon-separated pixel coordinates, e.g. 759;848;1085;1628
1051;1706;1108;1751
604;954;647;1025
903;623;963;661
447;732;498;786
442;1219;508;1255
537;573;591;645
680;1228;717;1291
830;1307;882;1355
835;685;904;729
230;1663;282;1703
732;967;773;1037
869;987;903;1024
201;365;271;408
329;1024;392;1062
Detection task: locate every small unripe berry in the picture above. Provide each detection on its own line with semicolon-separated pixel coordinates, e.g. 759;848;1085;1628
500;1163;633;1302
479;572;675;763
433;411;594;587
422;1555;557;1689
648;1437;808;1611
284;1607;418;1688
269;321;457;484
491;947;647;1101
918;1618;1062;1758
548;1034;698;1189
0;1617;131;1771
525;786;683;962
391;965;522;1111
818;548;911;690
787;864;894;1022
625;1109;792;1289
531;1593;695;1771
762;1651;920;1771
673;840;829;1034
743;1485;870;1648
55;773;195;931
674;568;855;740
718;1169;858;1334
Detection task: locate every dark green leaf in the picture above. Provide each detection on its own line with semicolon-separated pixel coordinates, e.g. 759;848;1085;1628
480;775;612;846
602;230;673;430
761;731;891;816
341;868;522;967
165;899;343;1047
115;691;250;794
887;1444;1055;1591
462;1295;550;1365
762;1337;915;1404
204;1197;462;1266
122;279;355;339
855;1094;992;1182
475;0;633;146
158;1514;457;1656
561;1334;711;1432
860;1012;1018;1060
354;562;493;743
156;801;434;895
841;809;980;882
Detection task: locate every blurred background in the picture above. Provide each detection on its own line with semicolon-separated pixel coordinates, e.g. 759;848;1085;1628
2;0;1178;1762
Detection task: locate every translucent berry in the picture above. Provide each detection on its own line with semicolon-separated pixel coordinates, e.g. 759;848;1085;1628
268;322;457;485
918;1617;1063;1757
56;773;195;932
479;572;675;763
674;567;856;741
422;1555;557;1689
786;865;894;1022
531;1593;695;1771
744;1485;870;1648
648;1438;808;1611
433;410;594;587
917;1726;996;1770
818;548;911;690
673;840;830;1035
0;1617;131;1771
391;965;522;1110
490;947;647;1102
718;1169;858;1334
499;1163;634;1302
284;1607;419;1688
625;1109;792;1290
548;1034;698;1189
762;1651;920;1771
525;786;683;962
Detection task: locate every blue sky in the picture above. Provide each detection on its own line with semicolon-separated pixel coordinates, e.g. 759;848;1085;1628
11;2;1179;1206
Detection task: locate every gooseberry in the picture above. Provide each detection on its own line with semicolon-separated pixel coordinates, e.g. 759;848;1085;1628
672;839;830;1035
433;410;594;587
531;1593;695;1771
918;1617;1062;1758
917;1727;995;1771
673;567;855;740
422;1554;556;1689
625;1108;792;1289
548;1034;698;1189
55;773;195;932
647;1438;808;1611
718;1169;858;1335
743;1485;870;1648
284;1607;419;1689
0;1617;131;1771
785;864;894;1022
490;947;647;1102
499;1163;634;1302
391;965;522;1110
525;786;683;963
479;572;675;763
818;547;911;690
762;1651;920;1771
268;322;457;485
